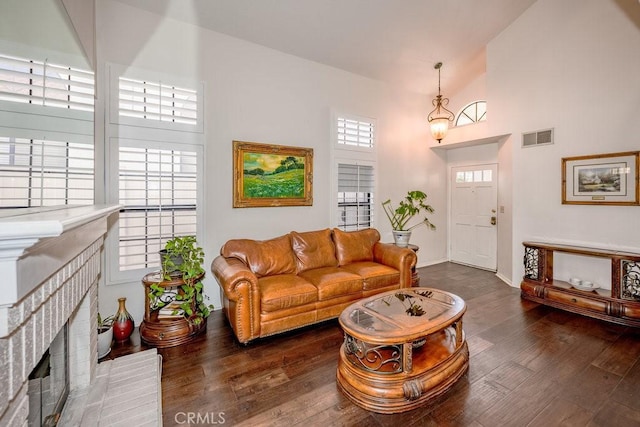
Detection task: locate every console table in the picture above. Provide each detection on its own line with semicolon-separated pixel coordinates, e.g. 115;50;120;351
520;241;640;327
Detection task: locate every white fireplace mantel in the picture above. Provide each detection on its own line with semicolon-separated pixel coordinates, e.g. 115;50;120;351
0;204;121;426
0;205;121;307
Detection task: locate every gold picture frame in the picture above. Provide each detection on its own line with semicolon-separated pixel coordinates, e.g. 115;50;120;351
562;151;639;205
233;140;313;208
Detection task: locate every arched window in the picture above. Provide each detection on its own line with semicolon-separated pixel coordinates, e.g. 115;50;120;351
455;101;486;126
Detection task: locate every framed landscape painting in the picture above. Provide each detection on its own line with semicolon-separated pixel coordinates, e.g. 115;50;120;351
233;140;313;208
562;151;639;205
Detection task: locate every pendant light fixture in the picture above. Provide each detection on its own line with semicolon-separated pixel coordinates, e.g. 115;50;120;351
427;62;455;143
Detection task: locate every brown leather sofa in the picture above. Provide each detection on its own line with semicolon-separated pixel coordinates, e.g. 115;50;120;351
211;228;416;343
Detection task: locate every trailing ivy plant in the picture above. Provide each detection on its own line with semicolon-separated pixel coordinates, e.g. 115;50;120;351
148;236;213;326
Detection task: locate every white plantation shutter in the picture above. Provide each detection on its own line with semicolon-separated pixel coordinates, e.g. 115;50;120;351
0;53;95;208
0;137;93;207
337;117;374;148
337;163;374;231
0;54;94;111
118;77;197;125
107;65;204;280
118;146;199;272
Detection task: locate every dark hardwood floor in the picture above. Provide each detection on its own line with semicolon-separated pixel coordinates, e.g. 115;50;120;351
108;262;640;426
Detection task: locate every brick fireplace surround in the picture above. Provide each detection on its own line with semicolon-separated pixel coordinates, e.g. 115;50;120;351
0;205;120;425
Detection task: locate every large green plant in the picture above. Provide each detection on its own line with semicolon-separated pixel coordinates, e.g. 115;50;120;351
149;236;213;325
382;190;436;231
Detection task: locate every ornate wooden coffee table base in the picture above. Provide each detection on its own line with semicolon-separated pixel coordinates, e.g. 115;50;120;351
337;336;468;413
336;288;468;413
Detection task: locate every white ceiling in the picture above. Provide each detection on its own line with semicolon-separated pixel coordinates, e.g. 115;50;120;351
112;0;538;96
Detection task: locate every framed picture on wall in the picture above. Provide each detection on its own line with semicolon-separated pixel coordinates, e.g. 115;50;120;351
562;151;639;205
233;140;313;208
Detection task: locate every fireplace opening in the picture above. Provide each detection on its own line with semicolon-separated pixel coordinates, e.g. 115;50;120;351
27;324;69;427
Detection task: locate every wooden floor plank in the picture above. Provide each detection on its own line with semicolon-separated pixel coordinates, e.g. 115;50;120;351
527;398;594;427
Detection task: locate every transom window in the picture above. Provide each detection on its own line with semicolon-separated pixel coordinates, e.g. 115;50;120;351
0;54;94;112
455;101;486;126
118;77;197;125
337;117;374;149
455;169;492;183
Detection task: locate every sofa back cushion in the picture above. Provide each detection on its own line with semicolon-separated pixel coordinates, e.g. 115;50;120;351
332;228;379;266
291;229;338;273
221;234;297;277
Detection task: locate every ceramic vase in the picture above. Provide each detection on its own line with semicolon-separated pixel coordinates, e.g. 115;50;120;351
112;297;135;342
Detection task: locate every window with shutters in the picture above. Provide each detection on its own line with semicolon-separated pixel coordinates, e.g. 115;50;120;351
337;163;374;230
332;112;377;231
336;117;374;149
106;64;204;282
0;54;94;112
109;65;203;133
118;145;198;272
118;77;197;125
0;53;95;209
0;137;93;207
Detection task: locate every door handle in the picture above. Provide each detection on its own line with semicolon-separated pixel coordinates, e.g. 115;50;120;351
491;216;497;225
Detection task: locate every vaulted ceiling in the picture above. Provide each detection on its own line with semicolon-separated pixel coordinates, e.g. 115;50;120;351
113;0;539;96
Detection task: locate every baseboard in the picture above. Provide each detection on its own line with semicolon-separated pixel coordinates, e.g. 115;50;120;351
416;258;449;269
495;271;513;287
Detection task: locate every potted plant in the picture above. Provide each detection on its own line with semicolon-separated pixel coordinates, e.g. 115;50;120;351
382;190;435;247
149;236;213;326
97;313;114;358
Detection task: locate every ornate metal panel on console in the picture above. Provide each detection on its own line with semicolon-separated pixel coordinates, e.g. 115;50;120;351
621;260;640;301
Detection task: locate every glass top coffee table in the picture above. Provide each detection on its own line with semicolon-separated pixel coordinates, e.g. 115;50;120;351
336;287;468;413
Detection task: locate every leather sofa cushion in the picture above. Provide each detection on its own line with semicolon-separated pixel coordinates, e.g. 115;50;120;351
259;274;318;312
341;262;400;291
299;267;362;301
220;234;297;277
332;228;379;266
291;229;338;273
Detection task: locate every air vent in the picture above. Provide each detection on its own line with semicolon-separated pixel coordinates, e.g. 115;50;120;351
522;128;554;147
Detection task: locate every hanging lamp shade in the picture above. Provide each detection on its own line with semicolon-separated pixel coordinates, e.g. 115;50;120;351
427;62;455;143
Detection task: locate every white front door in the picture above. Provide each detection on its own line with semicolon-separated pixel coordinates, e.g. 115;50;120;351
450;164;498;271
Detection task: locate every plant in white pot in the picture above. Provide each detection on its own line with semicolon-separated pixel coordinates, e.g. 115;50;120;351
382;190;435;247
97;313;114;359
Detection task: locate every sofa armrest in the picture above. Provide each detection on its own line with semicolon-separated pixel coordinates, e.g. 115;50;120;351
373;243;417;288
211;255;261;343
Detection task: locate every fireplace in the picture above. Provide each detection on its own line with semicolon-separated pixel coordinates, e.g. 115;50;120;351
0;205;119;426
27;324;68;426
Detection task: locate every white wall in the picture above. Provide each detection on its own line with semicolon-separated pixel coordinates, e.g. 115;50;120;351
95;0;448;321
449;71;487;121
488;0;640;286
0;0;90;70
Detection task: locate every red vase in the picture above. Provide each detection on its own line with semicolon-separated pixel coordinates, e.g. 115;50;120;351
112;297;135;342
